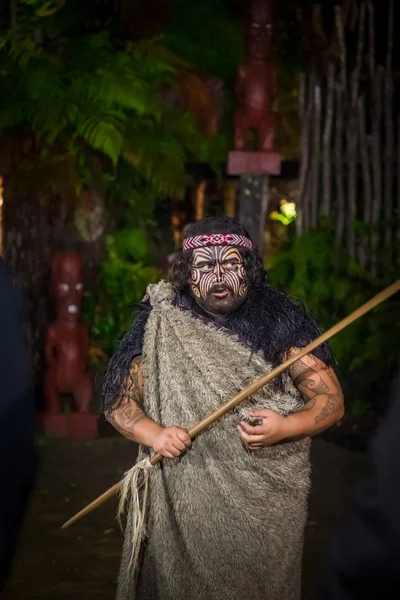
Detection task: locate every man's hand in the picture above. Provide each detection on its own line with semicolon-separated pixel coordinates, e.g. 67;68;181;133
238;409;288;450
151;426;192;459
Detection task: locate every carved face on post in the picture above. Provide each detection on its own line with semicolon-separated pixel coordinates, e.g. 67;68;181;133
189;246;248;317
247;0;276;60
51;253;84;322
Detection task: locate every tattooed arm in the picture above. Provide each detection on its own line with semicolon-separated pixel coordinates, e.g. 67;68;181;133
105;356;158;445
239;349;344;449
106;356;191;457
283;349;345;439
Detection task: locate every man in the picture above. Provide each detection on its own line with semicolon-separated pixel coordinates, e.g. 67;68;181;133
101;217;344;600
320;368;400;599
0;257;37;591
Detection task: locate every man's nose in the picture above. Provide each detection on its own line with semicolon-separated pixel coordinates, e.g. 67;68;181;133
213;262;223;282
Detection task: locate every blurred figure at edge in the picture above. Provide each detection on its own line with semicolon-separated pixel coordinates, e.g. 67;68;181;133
0;257;37;592
320;365;400;599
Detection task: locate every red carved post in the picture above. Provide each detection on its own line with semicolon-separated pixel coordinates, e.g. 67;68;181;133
41;252;97;439
227;0;281;251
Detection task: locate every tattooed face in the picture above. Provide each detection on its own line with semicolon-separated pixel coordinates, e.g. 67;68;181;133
190;246;248;316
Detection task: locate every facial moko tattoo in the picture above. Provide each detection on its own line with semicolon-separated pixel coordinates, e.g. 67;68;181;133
190;246;248;316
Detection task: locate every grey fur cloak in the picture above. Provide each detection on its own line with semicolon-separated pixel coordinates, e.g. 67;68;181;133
118;281;311;600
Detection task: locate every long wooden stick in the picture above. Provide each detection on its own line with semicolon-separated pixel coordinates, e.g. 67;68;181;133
62;280;400;530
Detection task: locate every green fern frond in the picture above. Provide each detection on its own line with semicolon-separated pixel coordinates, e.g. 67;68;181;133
0;9;224;209
8;35;48;67
78;116;125;166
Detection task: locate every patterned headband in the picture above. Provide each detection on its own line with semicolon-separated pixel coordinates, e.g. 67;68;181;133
182;233;253;252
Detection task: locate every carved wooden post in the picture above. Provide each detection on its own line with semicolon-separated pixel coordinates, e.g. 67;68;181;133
227;0;281;251
41;252;97;439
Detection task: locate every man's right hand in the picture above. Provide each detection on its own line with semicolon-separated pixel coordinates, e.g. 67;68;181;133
151;426;191;458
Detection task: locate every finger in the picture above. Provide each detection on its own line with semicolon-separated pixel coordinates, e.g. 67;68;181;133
238;426;265;444
168;445;182;457
240;421;265;435
162;450;176;459
176;430;192;447
248;444;264;451
171;439;186;452
249;409;275;418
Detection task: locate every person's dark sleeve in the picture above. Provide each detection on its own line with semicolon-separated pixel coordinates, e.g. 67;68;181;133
320;369;400;600
0;258;33;435
0;259;37;591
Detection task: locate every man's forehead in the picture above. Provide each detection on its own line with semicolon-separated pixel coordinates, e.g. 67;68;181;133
191;246;243;262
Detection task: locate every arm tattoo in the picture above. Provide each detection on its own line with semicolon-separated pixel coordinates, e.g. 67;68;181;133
106;356;146;441
288;350;338;402
117;401;146;431
314;394;342;425
288;348;344;425
293;369;330;395
126;356;144;406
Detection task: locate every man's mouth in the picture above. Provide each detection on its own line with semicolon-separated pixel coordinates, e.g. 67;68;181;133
212;288;230;299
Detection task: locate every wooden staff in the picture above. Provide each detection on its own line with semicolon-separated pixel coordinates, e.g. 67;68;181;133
62;280;400;530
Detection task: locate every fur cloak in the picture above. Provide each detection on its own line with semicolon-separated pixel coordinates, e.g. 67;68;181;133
117;282;311;600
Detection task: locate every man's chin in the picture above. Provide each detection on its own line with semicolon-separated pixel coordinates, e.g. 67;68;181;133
199;295;238;317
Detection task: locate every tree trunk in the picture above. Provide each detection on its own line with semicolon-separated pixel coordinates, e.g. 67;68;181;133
322;64;335;217
335;82;346;249
310;83;321;228
347;1;365;259
2;186;56;406
383;0;394;250
297;72;308;235
335;5;347;250
346;106;357;258
298;72;316;234
238;175;269;252
370;67;383;276
397;115;400;268
357;96;372;267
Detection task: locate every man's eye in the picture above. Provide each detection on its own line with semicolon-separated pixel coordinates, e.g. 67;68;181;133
225;261;239;268
200;263;214;271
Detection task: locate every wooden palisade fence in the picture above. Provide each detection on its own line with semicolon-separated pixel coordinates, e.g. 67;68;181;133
297;0;399;277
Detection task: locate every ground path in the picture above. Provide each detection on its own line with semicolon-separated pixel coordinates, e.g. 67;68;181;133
4;436;368;600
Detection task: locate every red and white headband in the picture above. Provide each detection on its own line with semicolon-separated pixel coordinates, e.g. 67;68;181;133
182;233;253;252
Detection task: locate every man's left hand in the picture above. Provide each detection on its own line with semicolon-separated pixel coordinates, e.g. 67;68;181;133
238;409;288;449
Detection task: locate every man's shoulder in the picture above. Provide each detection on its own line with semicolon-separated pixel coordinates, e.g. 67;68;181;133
127;284;180;338
263;286;314;322
131;298;152;331
260;286;333;365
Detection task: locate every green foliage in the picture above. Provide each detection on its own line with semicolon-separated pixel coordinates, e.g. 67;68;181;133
0;3;225;205
111;228;154;263
269;229;400;406
348;399;372;418
20;0;65;16
273;79;300;160
164;0;244;85
83;231;160;361
270;200;297;226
